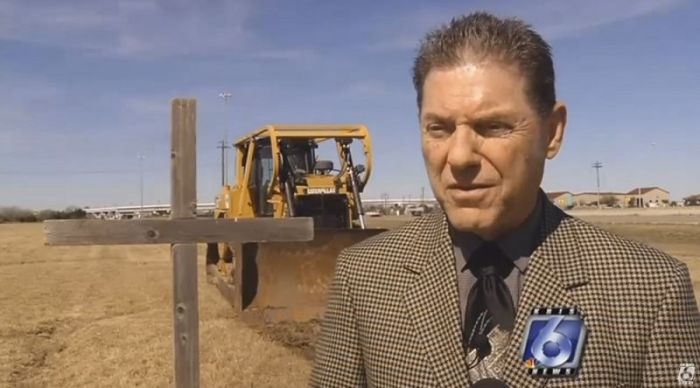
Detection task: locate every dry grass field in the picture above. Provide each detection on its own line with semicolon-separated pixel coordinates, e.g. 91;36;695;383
0;213;698;387
0;223;311;388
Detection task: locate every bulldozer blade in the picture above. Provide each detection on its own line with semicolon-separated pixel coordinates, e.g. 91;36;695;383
225;228;386;323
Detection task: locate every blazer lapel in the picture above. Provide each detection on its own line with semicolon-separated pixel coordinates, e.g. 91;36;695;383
502;199;591;388
402;212;469;387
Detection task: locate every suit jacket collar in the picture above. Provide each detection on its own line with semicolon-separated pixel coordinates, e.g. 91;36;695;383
401;190;589;287
501;194;590;387
402;210;470;386
531;190;590;290
402;191;590;387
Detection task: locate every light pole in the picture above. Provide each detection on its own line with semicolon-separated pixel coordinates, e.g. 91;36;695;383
137;155;146;217
219;92;232;186
592;161;603;209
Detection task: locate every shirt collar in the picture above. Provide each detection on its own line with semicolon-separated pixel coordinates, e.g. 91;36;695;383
450;193;543;274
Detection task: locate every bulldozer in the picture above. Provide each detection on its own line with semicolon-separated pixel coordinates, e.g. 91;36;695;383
205;125;386;323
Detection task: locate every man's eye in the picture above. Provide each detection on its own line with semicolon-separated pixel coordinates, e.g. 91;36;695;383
425;123;451;135
479;122;513;136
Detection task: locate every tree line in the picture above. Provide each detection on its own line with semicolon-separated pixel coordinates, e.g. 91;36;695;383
0;206;87;223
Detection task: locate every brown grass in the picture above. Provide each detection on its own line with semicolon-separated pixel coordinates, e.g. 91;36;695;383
0;216;698;387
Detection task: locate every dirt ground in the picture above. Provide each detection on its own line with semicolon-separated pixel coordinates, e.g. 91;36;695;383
0;214;698;387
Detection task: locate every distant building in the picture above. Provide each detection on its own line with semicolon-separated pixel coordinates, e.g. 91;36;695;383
547;187;671;208
546;191;574;209
573;192;626;207
625;187;670;208
683;194;700;206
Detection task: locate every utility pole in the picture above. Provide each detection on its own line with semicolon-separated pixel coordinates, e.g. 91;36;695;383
137;155;146;217
592;161;603;209
217;140;229;186
421;186;425;205
219;92;232;186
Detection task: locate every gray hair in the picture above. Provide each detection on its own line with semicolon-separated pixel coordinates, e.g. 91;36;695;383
412;12;555;116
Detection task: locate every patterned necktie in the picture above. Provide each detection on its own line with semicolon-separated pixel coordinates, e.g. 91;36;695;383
463;242;516;356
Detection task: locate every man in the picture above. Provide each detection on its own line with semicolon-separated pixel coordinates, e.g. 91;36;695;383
311;12;700;387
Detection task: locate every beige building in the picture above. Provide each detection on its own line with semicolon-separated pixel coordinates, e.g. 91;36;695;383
625;187;670;207
573;192;626;207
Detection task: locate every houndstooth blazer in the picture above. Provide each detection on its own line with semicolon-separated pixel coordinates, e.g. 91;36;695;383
310;195;700;387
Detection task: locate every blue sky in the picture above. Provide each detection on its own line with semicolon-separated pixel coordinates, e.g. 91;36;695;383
1;0;698;209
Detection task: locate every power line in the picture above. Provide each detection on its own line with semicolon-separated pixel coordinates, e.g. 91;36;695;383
0;170;140;175
0;162;221;176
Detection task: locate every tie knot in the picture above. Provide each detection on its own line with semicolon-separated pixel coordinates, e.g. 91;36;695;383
467;242;513;278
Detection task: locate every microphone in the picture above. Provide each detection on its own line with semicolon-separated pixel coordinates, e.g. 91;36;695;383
471;333;491;359
467;335;509;387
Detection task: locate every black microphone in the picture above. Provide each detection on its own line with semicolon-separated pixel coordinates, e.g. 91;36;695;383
470;378;511;387
471;334;491;359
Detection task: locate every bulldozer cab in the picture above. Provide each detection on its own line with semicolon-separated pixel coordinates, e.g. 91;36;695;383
249;138;324;217
225;125;373;229
249;139;275;217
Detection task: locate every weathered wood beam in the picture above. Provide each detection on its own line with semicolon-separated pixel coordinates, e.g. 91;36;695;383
171;98;199;388
43;218;314;245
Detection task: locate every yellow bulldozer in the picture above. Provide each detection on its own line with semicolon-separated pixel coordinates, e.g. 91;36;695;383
206;125;386;323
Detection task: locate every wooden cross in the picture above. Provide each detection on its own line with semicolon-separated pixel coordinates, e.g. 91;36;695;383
43;99;314;388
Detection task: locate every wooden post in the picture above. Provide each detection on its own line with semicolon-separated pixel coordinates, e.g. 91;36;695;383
171;99;199;387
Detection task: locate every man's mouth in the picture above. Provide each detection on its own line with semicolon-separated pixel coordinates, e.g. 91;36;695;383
446;183;493;191
444;183;494;204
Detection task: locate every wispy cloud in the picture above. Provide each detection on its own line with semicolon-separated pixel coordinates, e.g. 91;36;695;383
366;0;688;51
0;74;64;151
122;95;171;117
343;80;390;99
525;0;687;39
247;48;318;61
0;74;171;158
0;0;249;56
0;0;313;60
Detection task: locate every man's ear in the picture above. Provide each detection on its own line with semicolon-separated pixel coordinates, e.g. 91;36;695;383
545;102;567;160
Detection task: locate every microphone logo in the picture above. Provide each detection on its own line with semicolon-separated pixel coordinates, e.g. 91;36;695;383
678;363;696;386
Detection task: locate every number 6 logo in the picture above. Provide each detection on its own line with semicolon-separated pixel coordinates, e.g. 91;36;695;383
530;316;573;368
678;363;696;385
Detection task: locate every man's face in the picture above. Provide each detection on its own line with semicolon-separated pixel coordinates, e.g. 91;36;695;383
420;60;566;239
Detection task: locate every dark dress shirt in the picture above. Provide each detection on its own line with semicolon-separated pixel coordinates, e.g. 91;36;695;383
451;195;543;328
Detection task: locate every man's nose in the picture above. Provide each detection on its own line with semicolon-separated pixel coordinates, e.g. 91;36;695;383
446;127;481;169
